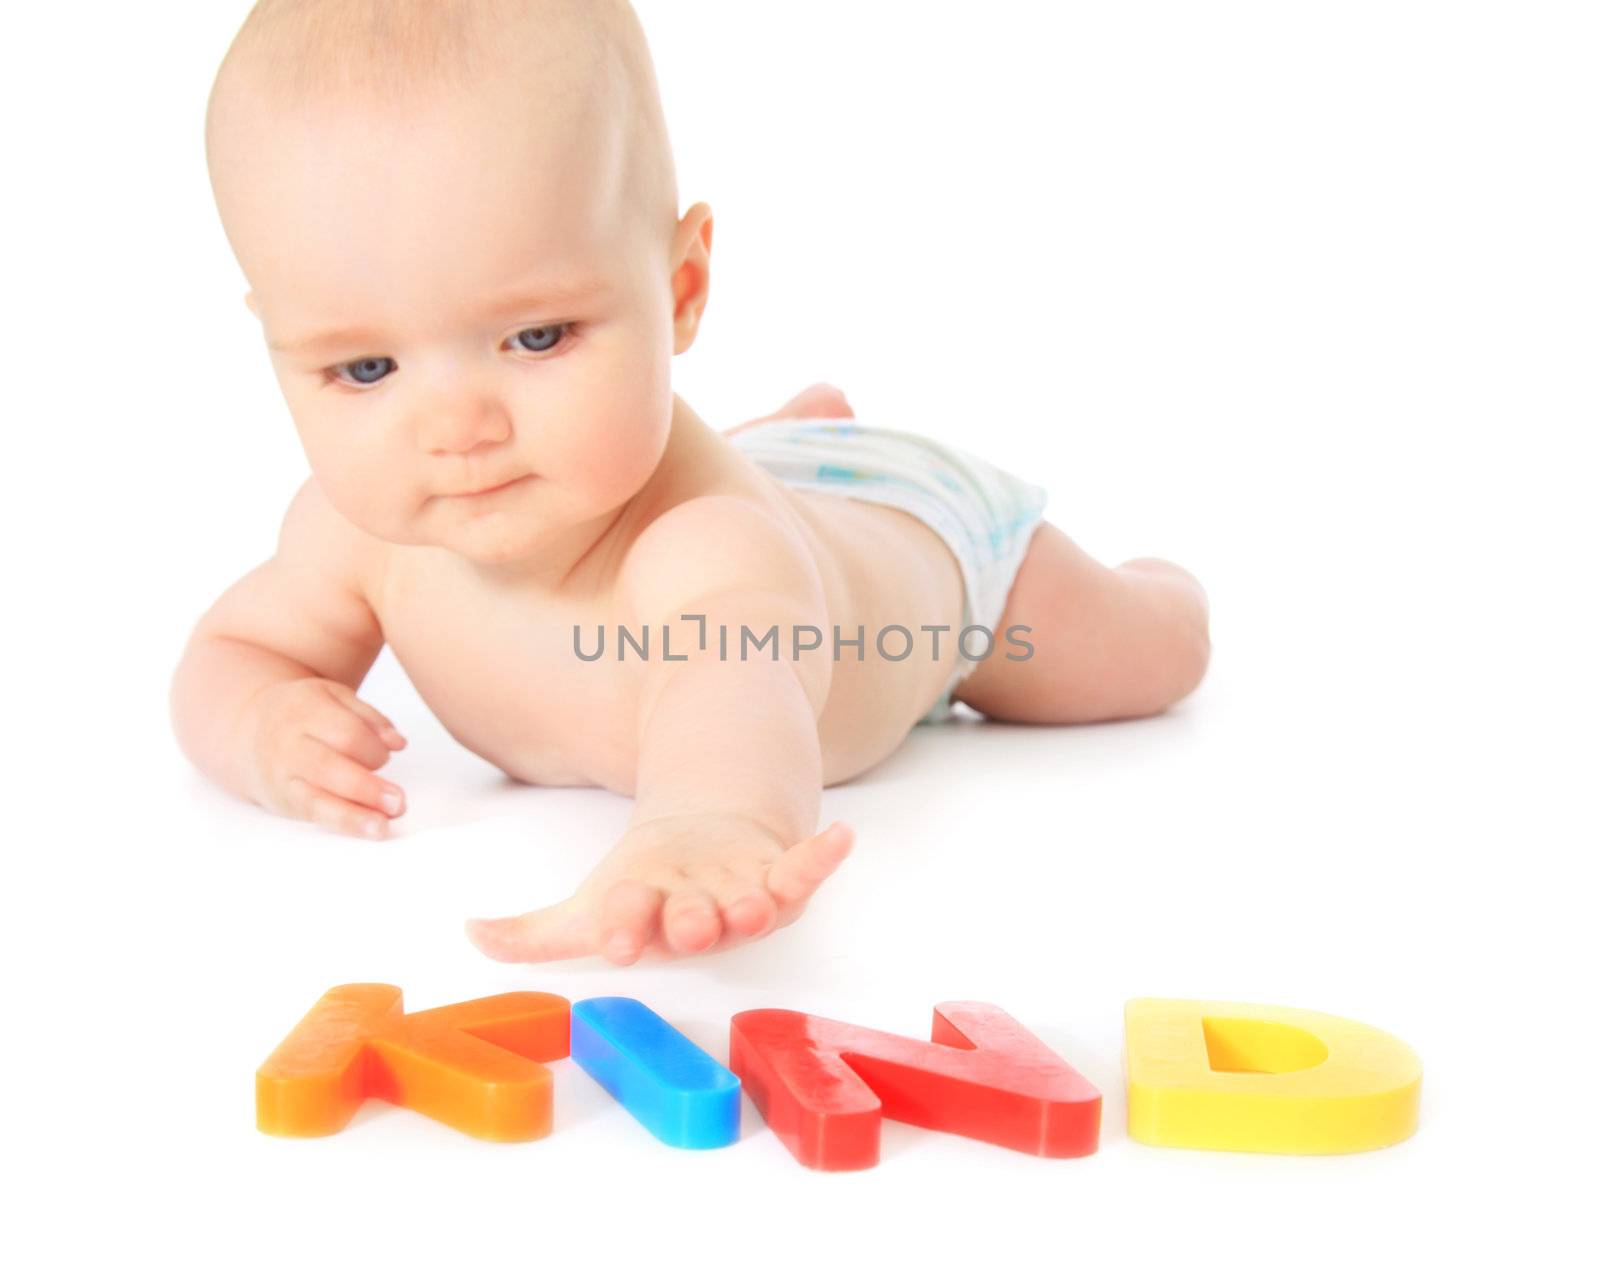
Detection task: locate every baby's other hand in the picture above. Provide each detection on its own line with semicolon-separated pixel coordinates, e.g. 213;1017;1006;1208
241;677;408;840
465;814;854;965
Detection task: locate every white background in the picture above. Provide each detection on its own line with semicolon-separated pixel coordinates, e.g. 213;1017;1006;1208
3;0;1595;1271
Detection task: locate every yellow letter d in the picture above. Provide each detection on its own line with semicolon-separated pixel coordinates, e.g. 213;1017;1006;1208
1125;998;1421;1154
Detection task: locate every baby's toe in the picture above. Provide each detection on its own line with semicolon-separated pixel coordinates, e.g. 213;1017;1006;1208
661;887;722;954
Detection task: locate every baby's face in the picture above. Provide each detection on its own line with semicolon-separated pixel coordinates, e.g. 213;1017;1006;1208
227;83;682;567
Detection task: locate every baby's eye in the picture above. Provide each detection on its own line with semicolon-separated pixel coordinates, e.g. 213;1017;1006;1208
508;323;570;354
330;356;396;387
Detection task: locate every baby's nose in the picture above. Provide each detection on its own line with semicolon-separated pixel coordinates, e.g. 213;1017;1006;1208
417;394;513;454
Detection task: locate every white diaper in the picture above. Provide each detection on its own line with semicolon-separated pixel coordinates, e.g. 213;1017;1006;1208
728;419;1049;723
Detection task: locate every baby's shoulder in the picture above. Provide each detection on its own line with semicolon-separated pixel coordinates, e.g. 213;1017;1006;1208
617;489;824;620
276;474;389;608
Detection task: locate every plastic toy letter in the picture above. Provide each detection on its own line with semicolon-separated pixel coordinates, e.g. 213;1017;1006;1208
729;1001;1101;1170
571;997;741;1148
1124;998;1422;1154
256;985;571;1141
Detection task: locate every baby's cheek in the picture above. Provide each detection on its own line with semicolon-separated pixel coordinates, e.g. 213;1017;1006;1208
606;418;668;495
326;477;392;538
305;448;412;541
561;403;671;506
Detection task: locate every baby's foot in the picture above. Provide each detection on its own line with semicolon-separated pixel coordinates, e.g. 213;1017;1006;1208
777;382;855;421
725;383;856;436
465;816;854;964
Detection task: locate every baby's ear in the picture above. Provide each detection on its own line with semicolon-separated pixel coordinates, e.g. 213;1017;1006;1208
670;202;713;356
243;290;260;319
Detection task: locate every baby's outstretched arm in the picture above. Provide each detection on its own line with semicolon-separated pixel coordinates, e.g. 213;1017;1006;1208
169;478;408;838
466;496;851;965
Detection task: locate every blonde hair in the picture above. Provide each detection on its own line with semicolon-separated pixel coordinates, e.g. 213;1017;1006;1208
206;0;678;232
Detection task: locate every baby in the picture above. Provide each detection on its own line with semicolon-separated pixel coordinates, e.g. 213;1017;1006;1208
172;0;1210;966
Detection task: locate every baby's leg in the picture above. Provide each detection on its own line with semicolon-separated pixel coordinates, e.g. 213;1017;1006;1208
953;522;1210;723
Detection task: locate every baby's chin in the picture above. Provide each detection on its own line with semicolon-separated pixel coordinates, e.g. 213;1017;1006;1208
335;500;548;566
350;480;629;570
422;513;554;566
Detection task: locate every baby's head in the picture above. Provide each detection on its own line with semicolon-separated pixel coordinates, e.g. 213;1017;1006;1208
206;0;712;569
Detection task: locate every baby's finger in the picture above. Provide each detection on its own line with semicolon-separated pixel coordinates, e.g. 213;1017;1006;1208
599;880;665;966
466;898;590;964
304;700;393;771
337;691;409;748
296;737;405;819
694;862;778;938
766;821;854;910
322;683;408;749
660;887;722;954
283;774;390;841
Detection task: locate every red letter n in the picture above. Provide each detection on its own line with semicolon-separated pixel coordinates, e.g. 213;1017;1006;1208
730;1001;1100;1170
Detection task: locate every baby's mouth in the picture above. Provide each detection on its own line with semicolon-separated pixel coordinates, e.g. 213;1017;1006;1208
452;474;534;499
